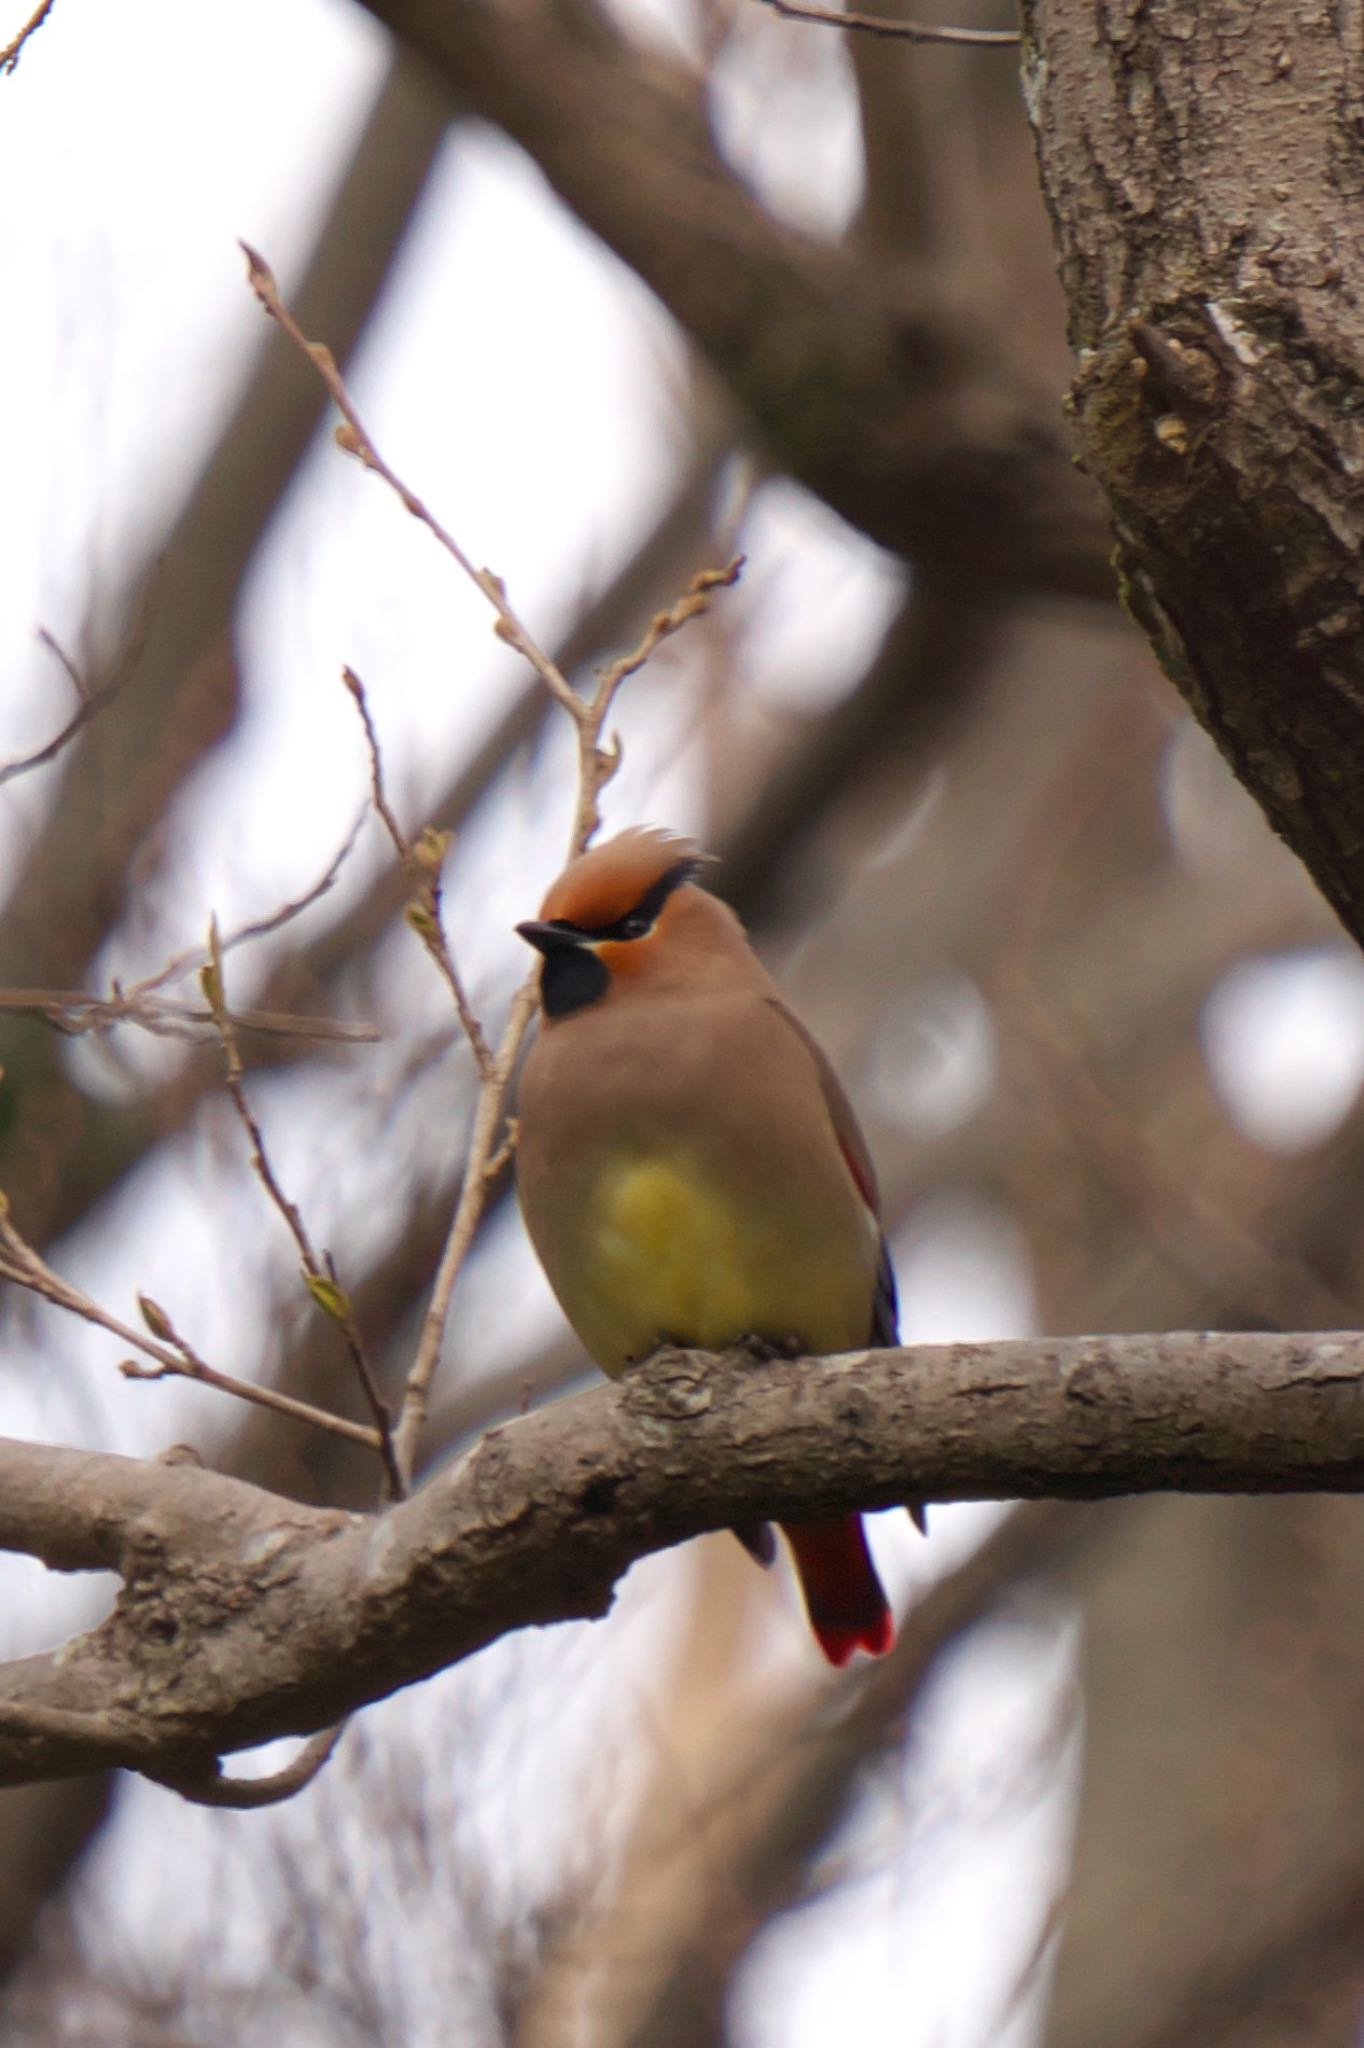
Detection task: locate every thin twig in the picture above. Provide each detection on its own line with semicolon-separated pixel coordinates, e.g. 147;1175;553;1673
242;242;745;1485
0;1203;380;1450
241;243;580;715
149;1724;347;1809
568;555;743;848
202;921;404;1499
242;242;547;1491
383;543;744;1474
129;801;370;1000
342;668;495;1081
391;981;539;1483
1;0;55;75
242;242;636;848
0;985;376;1045
0;579;156;787
755;0;1019;42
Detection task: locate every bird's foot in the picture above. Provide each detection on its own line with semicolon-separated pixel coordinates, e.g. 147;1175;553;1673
734;1331;805;1362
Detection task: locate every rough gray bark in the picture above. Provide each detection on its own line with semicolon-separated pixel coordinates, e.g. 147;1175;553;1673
5;1331;1364;1794
1022;0;1364;947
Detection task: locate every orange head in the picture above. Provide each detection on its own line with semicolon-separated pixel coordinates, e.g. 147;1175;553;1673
516;828;752;1018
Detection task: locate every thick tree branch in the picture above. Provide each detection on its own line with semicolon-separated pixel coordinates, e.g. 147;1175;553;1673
2;1330;1364;1793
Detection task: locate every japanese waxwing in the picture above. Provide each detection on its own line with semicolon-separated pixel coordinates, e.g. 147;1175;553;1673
515;827;901;1665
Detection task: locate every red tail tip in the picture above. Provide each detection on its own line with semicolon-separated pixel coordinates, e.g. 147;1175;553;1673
783;1516;895;1666
812;1606;895;1667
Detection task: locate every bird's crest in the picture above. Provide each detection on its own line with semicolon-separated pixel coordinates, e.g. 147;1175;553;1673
539;828;711;931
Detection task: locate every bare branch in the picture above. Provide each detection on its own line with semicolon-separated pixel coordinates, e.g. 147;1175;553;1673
0;585;154;787
341;667;495;1080
129;801;370;1000
240;243;581;716
754;0;1019;44
391;978;538;1485
1;0;55;76
0;984;375;1045
390;549;745;1477
0;1204;382;1454
238;246;746;1487
201;921;402;1498
1;1332;1364;1792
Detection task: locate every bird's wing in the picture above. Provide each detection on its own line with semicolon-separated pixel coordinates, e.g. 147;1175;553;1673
762;998;881;1211
762;996;898;1346
760;996;921;1539
870;1232;900;1350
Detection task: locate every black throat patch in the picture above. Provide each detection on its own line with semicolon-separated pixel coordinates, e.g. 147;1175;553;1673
540;944;610;1018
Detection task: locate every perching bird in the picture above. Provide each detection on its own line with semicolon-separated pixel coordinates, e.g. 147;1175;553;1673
515;827;899;1664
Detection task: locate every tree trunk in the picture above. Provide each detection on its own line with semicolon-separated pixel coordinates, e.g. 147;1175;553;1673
1022;0;1364;946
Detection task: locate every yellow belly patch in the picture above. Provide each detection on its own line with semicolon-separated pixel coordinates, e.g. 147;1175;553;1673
568;1155;870;1375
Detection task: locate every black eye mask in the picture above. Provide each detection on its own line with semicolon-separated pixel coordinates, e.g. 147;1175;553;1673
556;857;704;944
521;857;706;1016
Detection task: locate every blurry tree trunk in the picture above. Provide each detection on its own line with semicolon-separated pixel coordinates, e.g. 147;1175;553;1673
1043;1498;1364;2048
359;0;1113;598
515;1504;1098;2048
0;1779;112;1989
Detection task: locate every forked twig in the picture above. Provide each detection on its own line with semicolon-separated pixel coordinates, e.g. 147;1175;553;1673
0;580;156;786
241;240;746;1489
0;985;375;1046
0;1202;381;1451
342;668;494;1081
242;242;729;853
130;802;370;1000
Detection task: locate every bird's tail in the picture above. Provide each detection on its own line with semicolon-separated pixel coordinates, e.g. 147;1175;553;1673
783;1516;894;1666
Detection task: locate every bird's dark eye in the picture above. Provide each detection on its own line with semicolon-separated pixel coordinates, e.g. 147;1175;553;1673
616;914;650;940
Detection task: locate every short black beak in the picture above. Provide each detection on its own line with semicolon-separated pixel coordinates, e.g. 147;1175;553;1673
517;920;608;1017
516;920;585;957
